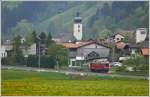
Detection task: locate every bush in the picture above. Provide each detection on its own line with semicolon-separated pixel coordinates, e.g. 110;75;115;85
27;55;38;67
1;58;7;65
27;55;56;68
48;43;69;67
57;55;69;67
40;55;56;68
123;55;149;72
15;55;25;65
1;56;17;65
1;55;26;66
115;66;127;72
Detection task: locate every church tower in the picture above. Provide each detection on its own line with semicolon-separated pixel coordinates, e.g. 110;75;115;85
73;12;82;41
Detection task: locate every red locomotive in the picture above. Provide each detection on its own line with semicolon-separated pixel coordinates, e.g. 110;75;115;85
90;59;110;72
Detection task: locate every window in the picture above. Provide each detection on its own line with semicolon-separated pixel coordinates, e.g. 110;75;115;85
141;31;146;34
86;51;100;60
78;25;80;28
78;29;80;32
117;38;120;40
95;45;97;48
72;61;76;66
76;60;80;66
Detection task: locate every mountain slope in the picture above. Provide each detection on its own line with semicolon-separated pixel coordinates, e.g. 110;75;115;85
1;1;149;40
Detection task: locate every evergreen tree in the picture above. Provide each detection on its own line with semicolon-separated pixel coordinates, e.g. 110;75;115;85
13;35;22;54
13;35;25;64
39;32;47;43
32;30;38;43
47;32;52;45
25;30;38;45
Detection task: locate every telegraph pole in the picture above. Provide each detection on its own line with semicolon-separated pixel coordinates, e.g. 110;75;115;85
38;41;41;72
112;39;115;62
111;31;116;62
37;37;41;72
56;55;59;71
109;33;116;73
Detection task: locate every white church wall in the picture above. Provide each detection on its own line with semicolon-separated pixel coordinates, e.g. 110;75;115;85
73;23;82;40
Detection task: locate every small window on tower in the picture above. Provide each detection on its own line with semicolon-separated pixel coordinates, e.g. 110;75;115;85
95;45;97;48
141;31;146;34
78;29;80;32
78;25;80;28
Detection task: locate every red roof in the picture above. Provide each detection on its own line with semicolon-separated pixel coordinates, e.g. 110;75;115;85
116;42;126;49
59;41;94;48
141;48;149;56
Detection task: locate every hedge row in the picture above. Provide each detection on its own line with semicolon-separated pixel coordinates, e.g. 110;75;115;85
27;55;56;68
1;55;25;65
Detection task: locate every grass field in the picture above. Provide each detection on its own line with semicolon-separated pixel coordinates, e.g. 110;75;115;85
2;69;149;96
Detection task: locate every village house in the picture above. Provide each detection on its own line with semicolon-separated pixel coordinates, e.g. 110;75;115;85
129;28;148;57
38;43;47;55
1;40;13;57
98;28;149;61
0;46;7;58
52;38;63;43
61;41;110;67
141;48;149;57
135;28;148;43
130;40;149;57
113;30;135;43
1;38;37;58
21;43;37;57
114;33;125;43
114;28;149;61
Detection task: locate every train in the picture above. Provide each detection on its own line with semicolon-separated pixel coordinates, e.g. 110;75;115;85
89;59;110;72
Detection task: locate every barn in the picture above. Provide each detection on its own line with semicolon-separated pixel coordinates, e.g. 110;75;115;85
61;40;110;67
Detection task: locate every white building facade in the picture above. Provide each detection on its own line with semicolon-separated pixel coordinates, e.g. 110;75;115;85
114;34;125;43
22;43;37;57
0;46;7;58
68;43;110;67
28;43;37;55
136;28;147;43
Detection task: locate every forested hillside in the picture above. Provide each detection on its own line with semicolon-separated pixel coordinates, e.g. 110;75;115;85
2;1;149;40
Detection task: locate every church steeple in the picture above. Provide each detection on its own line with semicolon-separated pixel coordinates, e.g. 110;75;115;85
73;12;82;41
76;12;80;17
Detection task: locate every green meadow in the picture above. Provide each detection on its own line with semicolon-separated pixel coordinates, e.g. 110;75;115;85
2;69;149;96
